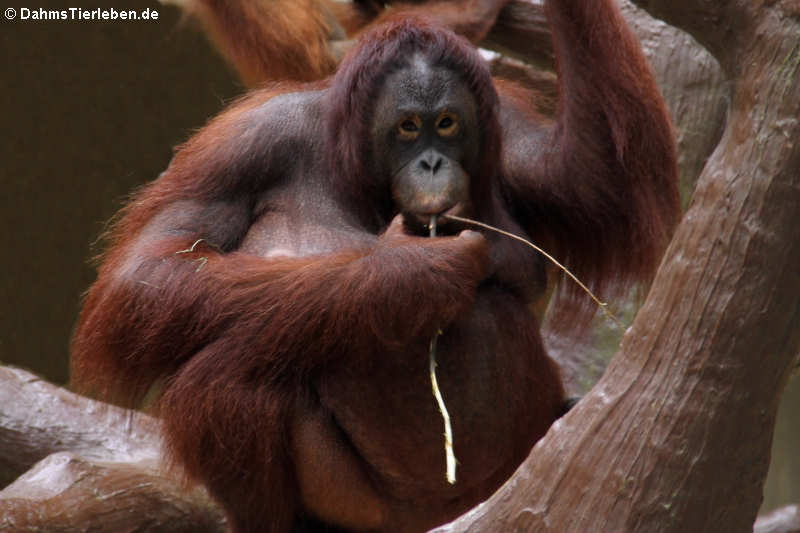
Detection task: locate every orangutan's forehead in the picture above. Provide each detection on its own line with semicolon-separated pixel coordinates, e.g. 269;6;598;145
377;54;470;114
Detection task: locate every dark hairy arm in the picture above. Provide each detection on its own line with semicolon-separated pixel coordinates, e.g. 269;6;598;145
499;0;680;310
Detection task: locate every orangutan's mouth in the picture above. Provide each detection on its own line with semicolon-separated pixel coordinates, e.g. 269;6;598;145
402;202;473;237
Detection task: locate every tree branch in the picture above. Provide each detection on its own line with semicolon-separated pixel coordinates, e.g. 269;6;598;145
0;366;226;532
755;505;800;533
437;1;800;531
0;365;159;485
632;0;800;75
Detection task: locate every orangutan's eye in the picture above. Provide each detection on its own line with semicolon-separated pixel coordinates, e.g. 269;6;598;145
398;115;422;141
436;112;459;137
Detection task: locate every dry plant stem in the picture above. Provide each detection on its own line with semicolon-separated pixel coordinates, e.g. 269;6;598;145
443;214;623;327
429;214;457;485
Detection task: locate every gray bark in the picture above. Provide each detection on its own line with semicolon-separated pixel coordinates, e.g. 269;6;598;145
436;0;800;530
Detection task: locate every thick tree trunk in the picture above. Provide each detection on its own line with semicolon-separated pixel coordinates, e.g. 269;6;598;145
435;1;800;531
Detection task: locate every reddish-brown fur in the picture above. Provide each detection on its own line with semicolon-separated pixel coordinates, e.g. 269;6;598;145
181;0;337;85
179;0;513;87
71;1;679;531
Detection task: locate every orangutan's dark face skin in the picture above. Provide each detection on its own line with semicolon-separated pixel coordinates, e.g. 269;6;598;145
370;55;480;232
